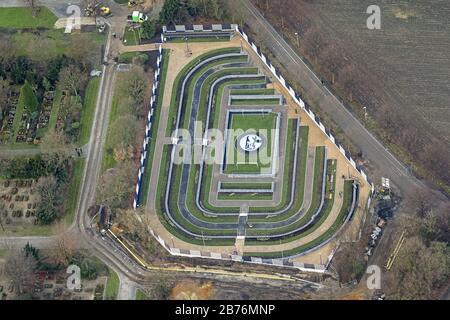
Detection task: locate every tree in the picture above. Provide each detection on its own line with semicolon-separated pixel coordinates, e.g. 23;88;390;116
47;223;78;267
0;78;11;122
159;0;182;24
67;33;97;69
107;115;139;151
126;66;147;114
4;247;37;295
97;161;136;209
39;130;73;160
385;237;449;299
0;203;7;232
141;19;157;40
36;176;63;224
25;0;40;18
58;65;88;98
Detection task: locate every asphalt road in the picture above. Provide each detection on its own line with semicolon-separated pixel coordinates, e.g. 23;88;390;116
237;0;445;201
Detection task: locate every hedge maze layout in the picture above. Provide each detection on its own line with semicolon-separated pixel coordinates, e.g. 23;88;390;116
145;38;371;264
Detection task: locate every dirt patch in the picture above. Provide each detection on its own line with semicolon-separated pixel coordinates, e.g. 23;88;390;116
170;280;215;300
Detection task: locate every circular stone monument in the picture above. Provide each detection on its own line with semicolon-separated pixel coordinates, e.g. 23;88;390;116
239;134;263;152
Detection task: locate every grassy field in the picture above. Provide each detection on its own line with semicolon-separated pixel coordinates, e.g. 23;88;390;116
123;26;140;46
104;269;120;300
0;7;57;29
136;289;149;300
224;112;277;174
230;88;275;95
230;98;280;106
64;159;86;225
79;78;100;145
220;182;273;190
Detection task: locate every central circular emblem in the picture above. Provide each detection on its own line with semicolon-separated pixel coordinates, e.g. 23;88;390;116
239;134;262;152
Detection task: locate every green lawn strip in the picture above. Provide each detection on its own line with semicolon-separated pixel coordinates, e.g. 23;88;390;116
246;146;325;237
46;89;62;133
165;47;241;137
167;36;231;43
230;98;280;106
230;88;275;95
136;289;149;300
244;180;354;258
180;57;250;131
78;78;100;145
248;125;308;217
217;192;273;201
0;7;57;29
155;146;235;245
11;29;105;64
220;182;273;190
169;161;237;236
104;269;120;300
139;50;169;205
123;26;139;46
64;159;85;225
223;112;276;174
118;52;149;64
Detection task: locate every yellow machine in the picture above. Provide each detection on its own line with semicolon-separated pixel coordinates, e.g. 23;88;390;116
99;6;110;16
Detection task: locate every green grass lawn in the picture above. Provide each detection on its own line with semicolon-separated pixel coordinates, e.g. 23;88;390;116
230;88;275;95
64;159;86;225
217;192;273;201
104;269;120;300
79;78;100;145
123;26;140;46
224;112;277;174
230;98;280;106
220;182;273;190
136;289;149;300
0;7;57;29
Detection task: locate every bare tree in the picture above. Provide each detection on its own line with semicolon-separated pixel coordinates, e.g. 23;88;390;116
25;0;39;17
39;130;74;160
48;222;78;266
0;203;7;232
4;248;37;295
97;161;136;209
58;65;88;98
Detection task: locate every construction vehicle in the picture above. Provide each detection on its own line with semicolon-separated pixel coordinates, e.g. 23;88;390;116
127;11;148;23
128;0;141;6
85;2;112;17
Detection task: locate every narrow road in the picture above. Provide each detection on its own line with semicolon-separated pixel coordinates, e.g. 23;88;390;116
238;0;445;201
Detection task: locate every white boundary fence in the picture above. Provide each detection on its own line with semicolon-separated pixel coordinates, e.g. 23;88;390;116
234;25;374;192
127;25;376;273
132;45;163;209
